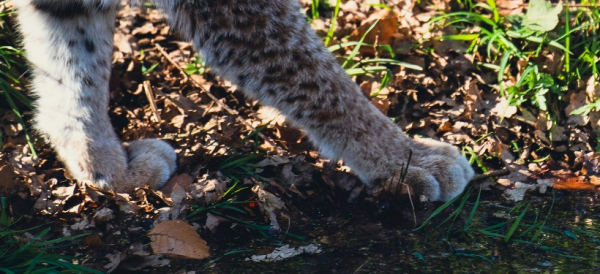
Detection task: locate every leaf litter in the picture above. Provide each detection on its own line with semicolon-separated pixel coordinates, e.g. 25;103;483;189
0;0;599;272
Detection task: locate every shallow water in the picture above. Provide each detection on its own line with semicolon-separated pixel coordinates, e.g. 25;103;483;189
154;189;600;273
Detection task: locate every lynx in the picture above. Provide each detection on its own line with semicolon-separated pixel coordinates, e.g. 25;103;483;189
14;0;474;202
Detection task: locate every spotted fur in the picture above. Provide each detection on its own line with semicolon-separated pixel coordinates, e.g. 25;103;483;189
15;0;473;200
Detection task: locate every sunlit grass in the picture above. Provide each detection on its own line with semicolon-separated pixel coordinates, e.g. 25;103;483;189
0;2;37;157
429;0;600;116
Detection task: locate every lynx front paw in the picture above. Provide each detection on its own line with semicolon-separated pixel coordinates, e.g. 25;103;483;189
370;138;474;202
80;139;177;192
119;139;177;192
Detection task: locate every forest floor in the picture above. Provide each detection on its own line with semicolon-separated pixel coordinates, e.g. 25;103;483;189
1;0;599;273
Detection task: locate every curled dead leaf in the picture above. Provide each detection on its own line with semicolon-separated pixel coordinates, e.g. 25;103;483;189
189;175;227;204
252;184;287;231
148;220;210;260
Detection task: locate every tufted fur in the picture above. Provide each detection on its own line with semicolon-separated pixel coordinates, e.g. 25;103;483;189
15;0;473;200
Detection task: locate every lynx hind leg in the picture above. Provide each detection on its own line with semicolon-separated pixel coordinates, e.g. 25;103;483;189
156;0;473;201
15;0;176;192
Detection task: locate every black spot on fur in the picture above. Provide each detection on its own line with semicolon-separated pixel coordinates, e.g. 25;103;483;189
31;0;87;19
292;110;304;120
84;39;95;53
67;40;77;48
92;172;105;181
237;73;249;87
299;81;320;92
82;76;95;87
265;65;282;74
285;94;308;103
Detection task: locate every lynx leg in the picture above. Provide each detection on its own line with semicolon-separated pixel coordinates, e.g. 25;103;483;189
155;0;473;202
15;0;176;192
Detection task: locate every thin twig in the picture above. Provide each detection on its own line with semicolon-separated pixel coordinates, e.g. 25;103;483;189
471;169;510;182
515;138;532;165
154;43;188;83
401;150;417;227
143;80;161;123
353;259;370;273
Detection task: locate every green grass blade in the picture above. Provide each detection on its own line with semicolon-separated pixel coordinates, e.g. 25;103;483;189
342;19;380;69
464;186;481;230
504;202;530;242
324;0;341;46
497;52;511;97
413;188;470;231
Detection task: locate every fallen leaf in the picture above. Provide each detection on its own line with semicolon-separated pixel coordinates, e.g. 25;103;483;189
566;90;590;126
148;220;210;260
522;0;562;32
104;251;126;273
189;175;227;204
252;184;286;231
246;244;321;262
504;179;554;201
161;173;194;197
0;164;19;192
93;208;115;223
553;176;599;192
491;97;517;118
349;9;398;56
496;0;524;16
205;212;226;233
114;193;143;214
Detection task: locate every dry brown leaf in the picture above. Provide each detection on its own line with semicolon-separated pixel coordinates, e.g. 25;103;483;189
161;173;194;197
576;151;600;176
553;176;599;192
113;29;133;55
252;184;286;231
274;125;305;150
566;90;590;126
491;97;517;118
349;9;398;56
256;106;286;125
189;175;227;204
114;193;143;214
254;155;291;167
496;0;524;16
93;208;115;223
586;75;600;98
148;220;210;260
591;111;600;133
84;235;103;248
131;22;156;35
371;98;390;114
0;164;19;192
205;212;226;233
497;163;531;187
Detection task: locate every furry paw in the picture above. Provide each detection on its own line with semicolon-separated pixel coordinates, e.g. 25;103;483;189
118;139;177;192
370;138;474;202
81;139;177;192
